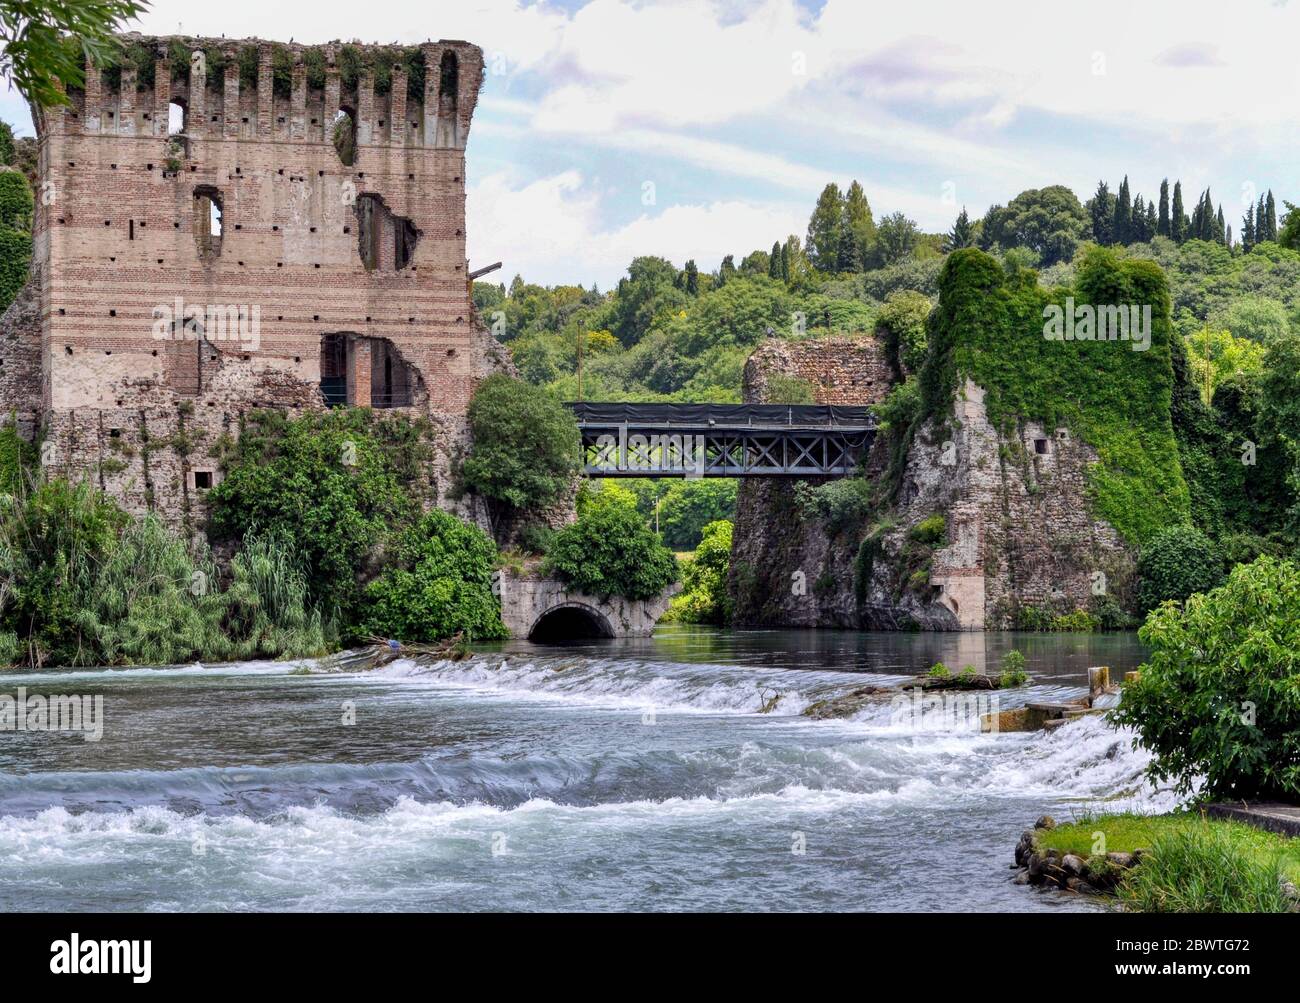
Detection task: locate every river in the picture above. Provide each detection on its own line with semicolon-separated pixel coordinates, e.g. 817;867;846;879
0;627;1177;911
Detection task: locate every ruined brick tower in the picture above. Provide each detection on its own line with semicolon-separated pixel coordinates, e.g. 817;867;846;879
0;33;508;527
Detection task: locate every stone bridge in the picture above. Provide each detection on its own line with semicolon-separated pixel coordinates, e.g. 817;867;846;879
497;571;681;641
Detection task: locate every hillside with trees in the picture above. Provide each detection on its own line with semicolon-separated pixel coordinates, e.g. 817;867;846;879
481;176;1300;568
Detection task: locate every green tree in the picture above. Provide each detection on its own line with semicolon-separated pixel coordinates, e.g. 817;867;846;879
1171;181;1186;242
768;241;783;280
665;519;732;624
1278;201;1300;251
871;211;921;267
362;510;506;642
1088;180;1114;244
944;206;974;252
461;374;581;517
1157;178;1170;237
1112;175;1131;245
979;185;1088;265
656;479;737;549
837;179;875;272
1113;556;1300;800
805;182;844;272
544;503;679;600
610;256;686;346
0;1;148;109
1136;526;1224;611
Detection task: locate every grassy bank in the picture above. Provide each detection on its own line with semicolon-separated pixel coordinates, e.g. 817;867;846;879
1038;811;1300;912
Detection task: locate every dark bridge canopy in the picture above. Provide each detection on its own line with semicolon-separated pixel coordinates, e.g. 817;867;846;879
567;402;876;478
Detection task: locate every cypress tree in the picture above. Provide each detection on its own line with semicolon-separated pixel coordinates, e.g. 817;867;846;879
780;241;791;282
1215;204;1225;245
1171;182;1186;242
1146;200;1157;241
1131;195;1148;242
1264;190;1278;241
718;254;736;286
683;259;699;295
769;241;783;280
1112;176;1132;244
1242;207;1256;250
1157;178;1170;237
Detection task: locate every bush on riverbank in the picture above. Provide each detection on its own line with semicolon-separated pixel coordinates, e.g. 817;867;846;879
1135;525;1224;611
544;500;679;600
208;408;432;622
1112;555;1300;800
662;519;732;624
362;510;506;643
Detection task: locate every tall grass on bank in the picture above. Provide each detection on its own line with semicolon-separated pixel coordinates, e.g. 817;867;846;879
0;476;330;667
1119;824;1292;913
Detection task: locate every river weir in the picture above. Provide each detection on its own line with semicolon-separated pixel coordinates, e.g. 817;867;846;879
0;627;1176;912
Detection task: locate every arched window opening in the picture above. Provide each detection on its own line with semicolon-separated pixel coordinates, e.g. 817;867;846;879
168;99;187;136
193;185;223;260
332;107;357;166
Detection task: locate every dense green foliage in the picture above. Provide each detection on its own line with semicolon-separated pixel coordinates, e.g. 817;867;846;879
0;166;32;311
461;374;581;516
1113;557;1300;801
544;502;679;600
920;246;1188;544
979;185;1090;265
1135;526;1224;611
0;478;327;667
207;408;429;620
663;519;732;624
362;510;506;643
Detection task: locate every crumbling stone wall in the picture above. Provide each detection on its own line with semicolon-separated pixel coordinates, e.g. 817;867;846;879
729;336;893;627
729;341;1136;631
1;32;508;533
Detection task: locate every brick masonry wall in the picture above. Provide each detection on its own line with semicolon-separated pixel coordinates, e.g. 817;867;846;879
2;34;510;531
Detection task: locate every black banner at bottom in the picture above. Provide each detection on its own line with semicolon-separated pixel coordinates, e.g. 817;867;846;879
0;911;1289;989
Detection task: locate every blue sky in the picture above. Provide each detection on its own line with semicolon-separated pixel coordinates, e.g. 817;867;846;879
4;0;1297;287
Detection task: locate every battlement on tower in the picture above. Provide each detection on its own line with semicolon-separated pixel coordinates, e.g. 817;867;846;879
0;31;508;532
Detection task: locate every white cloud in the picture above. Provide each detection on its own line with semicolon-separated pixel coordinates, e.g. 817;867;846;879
467;169;804;287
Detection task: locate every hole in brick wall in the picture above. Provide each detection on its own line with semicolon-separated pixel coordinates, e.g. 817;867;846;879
332;107;357;166
1034;438;1049;455
128;220;134;240
355;193;420;271
109;428;121;438
168;99;186;135
193;470;213;489
193;185;224;260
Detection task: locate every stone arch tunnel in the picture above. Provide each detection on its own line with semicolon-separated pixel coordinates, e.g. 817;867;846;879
498;573;681;642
